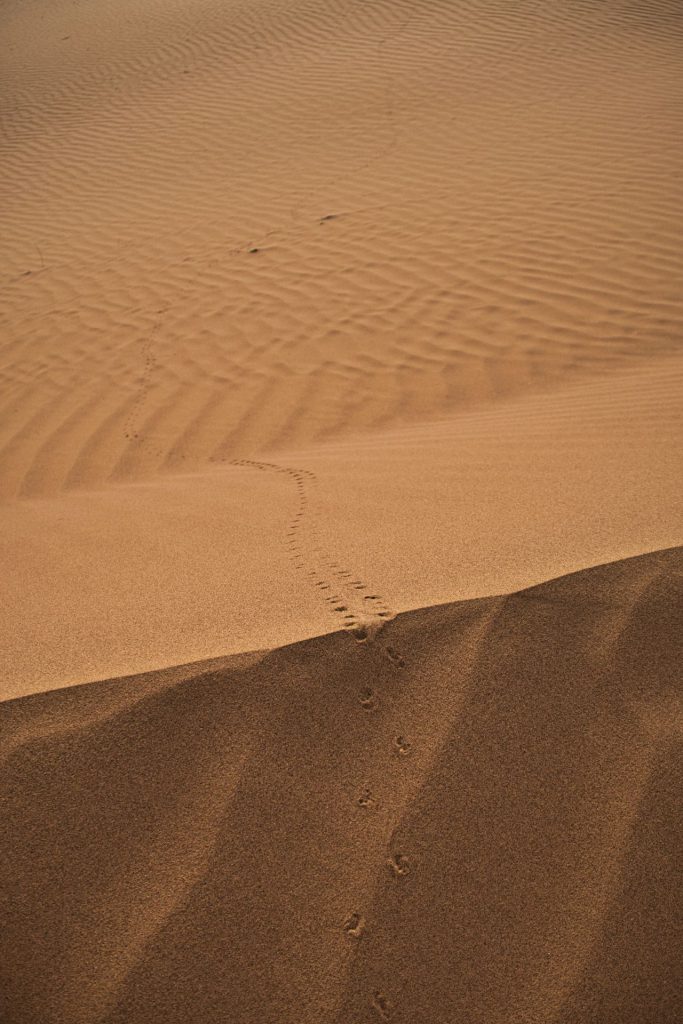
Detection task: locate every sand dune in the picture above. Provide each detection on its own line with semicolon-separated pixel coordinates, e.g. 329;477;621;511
1;549;681;1024
1;355;680;700
1;0;682;1020
3;0;683;498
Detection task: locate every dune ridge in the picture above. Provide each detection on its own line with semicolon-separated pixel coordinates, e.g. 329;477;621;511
2;353;681;701
2;1;682;1020
1;547;681;1024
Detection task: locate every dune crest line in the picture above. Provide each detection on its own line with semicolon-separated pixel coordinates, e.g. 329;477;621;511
1;548;681;1023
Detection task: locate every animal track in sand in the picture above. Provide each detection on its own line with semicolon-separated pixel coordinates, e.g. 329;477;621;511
231;455;414;1000
123;335;156;440
359;688;378;711
122;317;166;456
228;457;403;662
385;646;406;669
343;912;365;939
357;788;376;810
388;853;411;878
372;990;392;1019
393;735;412;756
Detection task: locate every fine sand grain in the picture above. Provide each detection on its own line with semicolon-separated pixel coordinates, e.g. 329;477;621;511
2;0;683;499
1;0;682;1021
1;550;682;1024
1;355;681;699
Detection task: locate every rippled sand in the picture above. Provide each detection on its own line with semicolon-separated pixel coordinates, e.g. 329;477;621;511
1;1;681;1021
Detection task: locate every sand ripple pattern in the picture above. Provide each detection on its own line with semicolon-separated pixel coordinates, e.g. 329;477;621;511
2;0;683;497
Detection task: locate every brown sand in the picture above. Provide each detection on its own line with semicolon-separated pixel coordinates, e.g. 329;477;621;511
1;549;682;1024
1;0;682;1020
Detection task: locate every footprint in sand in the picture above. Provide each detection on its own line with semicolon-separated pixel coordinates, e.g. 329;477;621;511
359;688;378;710
385;645;406;669
393;735;412;756
388;853;411;878
372;990;392;1019
357;788;376;809
343;912;365;938
230;459;403;649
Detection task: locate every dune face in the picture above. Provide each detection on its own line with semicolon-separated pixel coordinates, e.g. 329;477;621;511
2;0;682;694
1;0;682;1021
1;0;682;689
1;355;681;700
1;550;681;1024
2;0;683;498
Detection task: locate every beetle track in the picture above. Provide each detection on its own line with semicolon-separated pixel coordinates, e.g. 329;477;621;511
228;457;405;666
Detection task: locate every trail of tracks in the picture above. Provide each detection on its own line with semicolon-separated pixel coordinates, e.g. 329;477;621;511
230;458;406;669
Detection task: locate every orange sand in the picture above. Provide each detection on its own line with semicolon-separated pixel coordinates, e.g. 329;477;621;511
1;0;681;1020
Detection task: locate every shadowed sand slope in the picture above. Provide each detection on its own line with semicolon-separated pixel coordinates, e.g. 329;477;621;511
1;547;681;1024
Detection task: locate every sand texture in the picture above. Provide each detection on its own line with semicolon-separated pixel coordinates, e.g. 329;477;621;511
1;0;682;1020
1;549;682;1024
3;0;683;502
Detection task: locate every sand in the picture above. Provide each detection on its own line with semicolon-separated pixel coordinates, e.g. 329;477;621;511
2;550;682;1023
1;356;682;700
1;0;682;1021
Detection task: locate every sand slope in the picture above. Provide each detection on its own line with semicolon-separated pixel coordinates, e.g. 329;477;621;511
2;0;683;498
1;1;682;1019
2;0;681;698
1;548;681;1024
1;355;681;700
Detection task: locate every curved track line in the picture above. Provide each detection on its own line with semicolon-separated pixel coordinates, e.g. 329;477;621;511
229;457;405;667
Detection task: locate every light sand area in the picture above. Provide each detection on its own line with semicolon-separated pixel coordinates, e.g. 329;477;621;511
2;0;683;501
1;354;681;700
